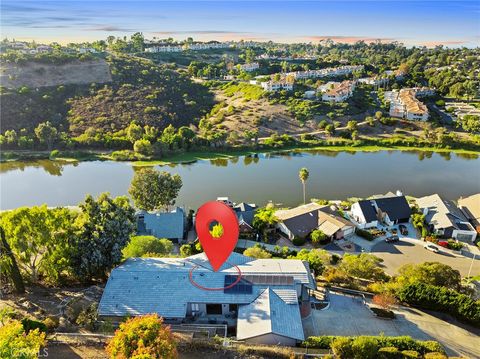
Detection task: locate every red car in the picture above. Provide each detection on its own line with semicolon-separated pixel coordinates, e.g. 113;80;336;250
437;241;449;248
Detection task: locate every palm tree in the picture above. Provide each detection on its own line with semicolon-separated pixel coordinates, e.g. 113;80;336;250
299;167;309;204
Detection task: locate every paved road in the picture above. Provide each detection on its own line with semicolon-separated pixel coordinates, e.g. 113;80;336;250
371;239;480;277
304;292;480;357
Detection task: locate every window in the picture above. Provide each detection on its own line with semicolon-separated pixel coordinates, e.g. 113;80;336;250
206;304;222;315
191;303;199;312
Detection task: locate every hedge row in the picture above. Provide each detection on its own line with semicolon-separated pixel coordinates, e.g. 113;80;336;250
302;335;444;355
397;282;480;327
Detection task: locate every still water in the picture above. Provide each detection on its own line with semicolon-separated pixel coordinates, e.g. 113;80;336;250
1;150;479;210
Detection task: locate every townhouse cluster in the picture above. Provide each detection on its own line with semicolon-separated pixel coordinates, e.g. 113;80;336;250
5;41;98;55
318;80;356;102
145;41;257;53
384;87;435;121
260;65;363;93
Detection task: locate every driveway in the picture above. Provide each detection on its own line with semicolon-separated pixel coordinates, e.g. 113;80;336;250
304;292;480;357
371;239;480;277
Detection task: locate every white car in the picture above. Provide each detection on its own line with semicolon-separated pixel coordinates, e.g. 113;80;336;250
424;243;440;253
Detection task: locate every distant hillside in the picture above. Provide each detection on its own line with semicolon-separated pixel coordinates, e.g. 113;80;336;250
67;56;214;136
0;55;215;135
0;59;111;89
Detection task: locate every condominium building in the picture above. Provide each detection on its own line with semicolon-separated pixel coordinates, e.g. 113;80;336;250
385;88;431;121
320;80;356;102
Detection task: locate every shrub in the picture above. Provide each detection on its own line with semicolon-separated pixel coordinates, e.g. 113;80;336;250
423;353;448;359
351;336;379;359
76;303;98;331
303;336;444;355
331;337;354;359
447;239;463;251
292;236;306;246
122;236;173;258
133;139;153;156
111;150;138;161
401;350;420;358
180;244;193;257
311;229;329;246
0;320;46;359
106;314;177;359
42;317;59;333
370;307;395;319
435;100;445;107
356;228;374;241
21;318;47;333
49;149;60;158
378;347;402;359
396;282;480;327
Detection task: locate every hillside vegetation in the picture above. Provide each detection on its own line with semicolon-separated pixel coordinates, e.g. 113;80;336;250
0;55;215;136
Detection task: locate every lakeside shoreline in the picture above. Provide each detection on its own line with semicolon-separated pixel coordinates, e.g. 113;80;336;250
1;144;479;166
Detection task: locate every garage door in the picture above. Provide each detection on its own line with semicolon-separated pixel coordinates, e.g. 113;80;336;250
456;233;473;242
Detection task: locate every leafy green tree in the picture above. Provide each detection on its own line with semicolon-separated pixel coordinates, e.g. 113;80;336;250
133;139;153;156
252;207;278;240
127;122;143;143
311;229;329;246
71;193;135;281
395;262;461;290
129;168;183;211
34;122;57;150
347;120;358;131
243;245;272;259
325;124;335;136
0;206;75;283
4;130;17;145
457;115;480;133
106;314;177;359
0;227;25;293
130;32;145;52
122;236;173;258
299;167;310;204
294;248;329;274
178;126;195;149
339;253;388;281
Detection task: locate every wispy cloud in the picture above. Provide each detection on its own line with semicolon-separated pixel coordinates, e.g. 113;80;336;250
152;30;251;35
88;25;134;32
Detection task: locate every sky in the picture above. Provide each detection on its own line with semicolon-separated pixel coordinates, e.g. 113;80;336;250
1;1;479;47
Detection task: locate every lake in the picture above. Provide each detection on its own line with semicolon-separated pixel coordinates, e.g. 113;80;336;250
1;150;479;210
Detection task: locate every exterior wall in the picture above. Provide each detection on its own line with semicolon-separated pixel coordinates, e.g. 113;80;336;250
186;303;234;317
277;222;294;240
351;203;378;228
343;226;355;237
406;111;428;121
244;333;297;346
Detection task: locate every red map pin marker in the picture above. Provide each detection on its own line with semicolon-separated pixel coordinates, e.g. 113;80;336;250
195;201;239;272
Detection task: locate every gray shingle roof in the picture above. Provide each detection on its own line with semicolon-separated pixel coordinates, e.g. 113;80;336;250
357;200;378;223
137;207;185;239
375;196;411;221
98;253;314;318
417;194;470;230
237;288;304;341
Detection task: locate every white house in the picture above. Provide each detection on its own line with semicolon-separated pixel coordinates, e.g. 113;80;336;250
261;78;294;92
145;45;183;53
238;62;259;72
321;80;356;102
350;200;379;229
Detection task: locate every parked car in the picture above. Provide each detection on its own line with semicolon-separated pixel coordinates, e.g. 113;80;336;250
399;224;408;235
385;235;399;243
424;243;440;253
437;241;449;248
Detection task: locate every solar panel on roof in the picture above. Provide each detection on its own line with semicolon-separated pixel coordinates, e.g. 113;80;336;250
224;275;253;294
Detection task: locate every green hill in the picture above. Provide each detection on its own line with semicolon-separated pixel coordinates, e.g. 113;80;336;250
0;55;215;136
